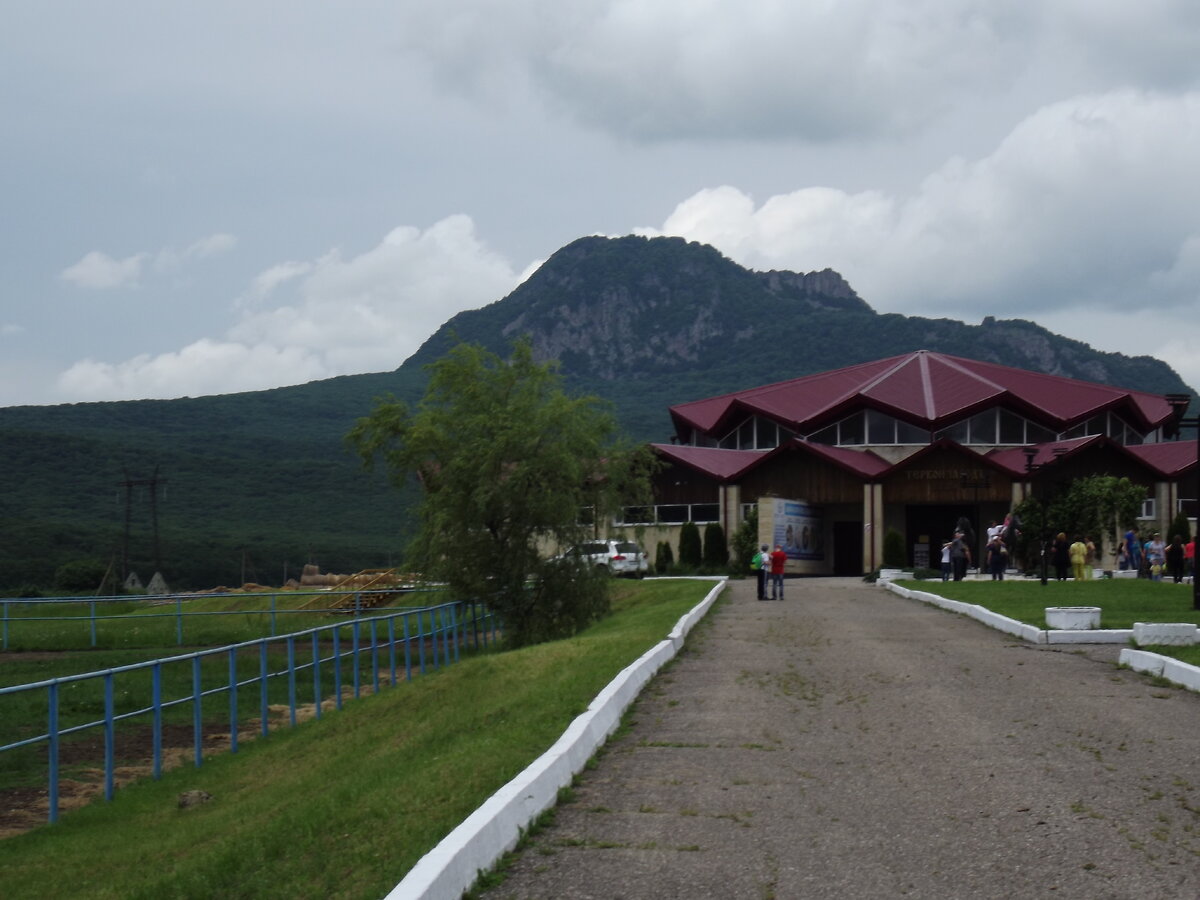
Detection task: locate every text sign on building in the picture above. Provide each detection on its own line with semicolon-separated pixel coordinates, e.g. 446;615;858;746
770;499;823;560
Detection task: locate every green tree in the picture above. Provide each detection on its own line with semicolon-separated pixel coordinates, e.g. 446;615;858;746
730;507;760;573
702;522;729;569
1018;475;1146;568
1168;508;1192;545
347;339;653;647
678;521;703;568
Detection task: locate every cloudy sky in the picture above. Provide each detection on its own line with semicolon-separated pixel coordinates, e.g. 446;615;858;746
4;2;1200;408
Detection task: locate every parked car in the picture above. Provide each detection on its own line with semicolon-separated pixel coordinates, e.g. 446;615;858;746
563;540;650;577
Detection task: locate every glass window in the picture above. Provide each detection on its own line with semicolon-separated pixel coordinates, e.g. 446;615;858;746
691;503;720;523
656;504;688;524
1138;498;1156;520
809;423;837;445
738;419;755;450
895;419;930;444
839;412;864;445
778;426;796;444
935;420;969;443
755;418;777;449
867;410;894;444
967;410;996;444
999;409;1025;444
1026;421;1057;443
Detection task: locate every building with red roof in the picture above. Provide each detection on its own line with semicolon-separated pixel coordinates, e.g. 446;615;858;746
636;350;1197;574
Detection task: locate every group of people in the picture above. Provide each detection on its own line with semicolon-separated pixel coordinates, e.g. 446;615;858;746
940;514;1018;581
1048;533;1097;581
1118;530;1195;583
750;543;789;600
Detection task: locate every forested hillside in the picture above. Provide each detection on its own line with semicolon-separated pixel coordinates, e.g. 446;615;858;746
1;235;1192;592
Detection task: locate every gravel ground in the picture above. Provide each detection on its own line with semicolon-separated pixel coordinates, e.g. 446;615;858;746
480;577;1200;899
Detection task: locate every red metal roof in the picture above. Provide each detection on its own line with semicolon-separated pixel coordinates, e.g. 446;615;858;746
1126;441;1199;477
669;350;1178;438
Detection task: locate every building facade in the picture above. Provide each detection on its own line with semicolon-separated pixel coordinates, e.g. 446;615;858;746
636;351;1198;574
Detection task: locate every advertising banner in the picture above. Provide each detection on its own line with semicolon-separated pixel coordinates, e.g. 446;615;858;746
769;499;824;561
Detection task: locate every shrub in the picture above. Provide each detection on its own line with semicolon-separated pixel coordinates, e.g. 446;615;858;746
654;541;674;574
702;522;729;568
730;507;759;572
678;521;702;568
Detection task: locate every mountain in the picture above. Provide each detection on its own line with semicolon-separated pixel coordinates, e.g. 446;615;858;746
1;235;1192;591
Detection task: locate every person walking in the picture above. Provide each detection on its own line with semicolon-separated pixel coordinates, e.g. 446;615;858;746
1166;535;1185;584
751;544;768;600
986;535;1007;580
950;531;971;581
940;539;952;582
1069;536;1088;581
1146;533;1166;581
768;544;787;600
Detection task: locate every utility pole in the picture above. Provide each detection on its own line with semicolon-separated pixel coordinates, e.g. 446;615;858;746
117;466;167;581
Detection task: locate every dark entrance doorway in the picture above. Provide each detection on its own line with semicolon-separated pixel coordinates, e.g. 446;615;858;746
833;521;864;575
905;505;975;570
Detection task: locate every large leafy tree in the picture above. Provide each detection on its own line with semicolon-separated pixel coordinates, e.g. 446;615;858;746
1016;475;1146;563
347;339;653;646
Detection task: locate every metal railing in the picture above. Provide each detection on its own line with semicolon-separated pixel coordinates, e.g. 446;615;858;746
0;599;496;825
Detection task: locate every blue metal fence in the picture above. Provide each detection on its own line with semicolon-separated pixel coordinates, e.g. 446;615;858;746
0;599;497;825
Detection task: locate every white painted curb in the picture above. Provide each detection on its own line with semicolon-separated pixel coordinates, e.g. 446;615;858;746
385;577;728;900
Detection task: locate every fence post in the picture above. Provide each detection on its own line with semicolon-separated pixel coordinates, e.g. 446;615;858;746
228;648;239;754
270;594;277;636
312;631;322;722
259;641;270;737
387;617;397;687
48;682;59;824
2;600;8;650
176;596;184;646
287;636;297;728
333;626;343;711
90;600;98;648
403;612;412;681
370;619;380;694
153;663;163;779
351;620;361;699
192;656;203;768
104;673;115;801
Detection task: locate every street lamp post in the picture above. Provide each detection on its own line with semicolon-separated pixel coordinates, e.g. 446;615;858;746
1164;395;1200;611
1022;448;1049;586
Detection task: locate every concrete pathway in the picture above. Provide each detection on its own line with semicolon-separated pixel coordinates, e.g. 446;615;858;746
482;577;1200;899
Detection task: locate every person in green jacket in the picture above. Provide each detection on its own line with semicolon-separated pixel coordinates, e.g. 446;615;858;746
751;544;768;600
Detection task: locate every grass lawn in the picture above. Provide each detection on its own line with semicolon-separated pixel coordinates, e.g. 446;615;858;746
896;577;1200;666
0;578;719;900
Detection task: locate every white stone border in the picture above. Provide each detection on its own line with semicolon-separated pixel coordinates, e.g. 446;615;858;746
1119;648;1200;692
385;577;728;900
886;581;1200;692
882;581;1133;644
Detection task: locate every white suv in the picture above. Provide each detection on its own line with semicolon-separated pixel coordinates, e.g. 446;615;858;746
568;540;650;577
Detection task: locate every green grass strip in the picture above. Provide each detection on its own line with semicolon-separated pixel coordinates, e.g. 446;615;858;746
896;577;1200;630
0;579;716;900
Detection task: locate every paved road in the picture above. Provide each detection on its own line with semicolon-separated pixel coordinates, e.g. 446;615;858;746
482;577;1200;899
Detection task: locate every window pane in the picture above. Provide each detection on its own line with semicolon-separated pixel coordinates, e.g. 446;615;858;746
738;419;755;449
895;419;930;444
968;410;996;444
691;503;720;523
935;420;969;443
809;424;837;445
1026;421;1057;443
656;504;688;524
867;410;894;444
755;418;777;449
999;409;1025;444
840;412;864;445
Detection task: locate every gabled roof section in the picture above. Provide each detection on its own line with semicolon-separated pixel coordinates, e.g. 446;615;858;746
649;444;764;481
649;441;890;483
668;350;1178;439
1126;441;1199;478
